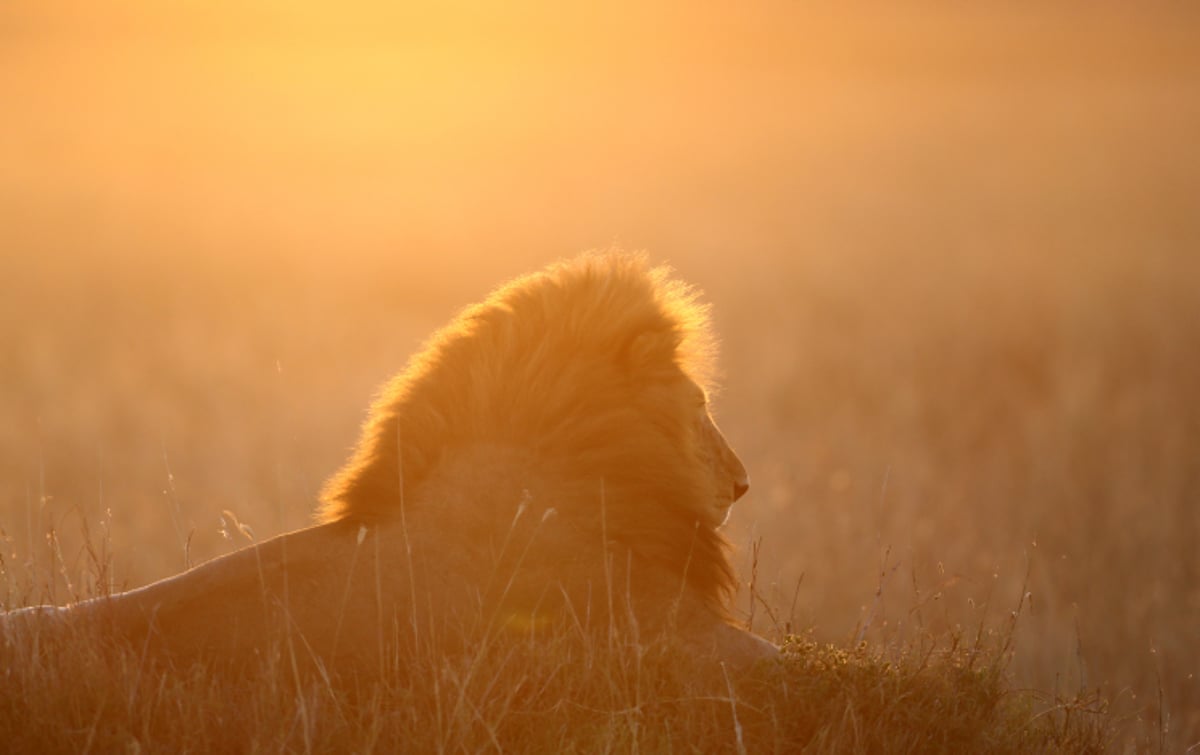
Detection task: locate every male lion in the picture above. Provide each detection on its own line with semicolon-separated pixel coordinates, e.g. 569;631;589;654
2;252;776;674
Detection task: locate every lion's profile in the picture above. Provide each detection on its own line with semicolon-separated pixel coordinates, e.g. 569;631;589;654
2;252;775;672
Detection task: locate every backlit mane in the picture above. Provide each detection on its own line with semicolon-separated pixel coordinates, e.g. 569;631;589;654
318;251;735;611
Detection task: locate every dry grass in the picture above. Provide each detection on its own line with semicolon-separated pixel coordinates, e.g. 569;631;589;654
1;543;1110;753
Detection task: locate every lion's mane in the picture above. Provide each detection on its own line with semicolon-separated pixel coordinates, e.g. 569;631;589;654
318;252;736;615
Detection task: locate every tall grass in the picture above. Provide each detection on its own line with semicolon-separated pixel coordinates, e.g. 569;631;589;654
1;528;1111;753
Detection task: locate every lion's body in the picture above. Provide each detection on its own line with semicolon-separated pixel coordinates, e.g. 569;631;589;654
2;252;775;674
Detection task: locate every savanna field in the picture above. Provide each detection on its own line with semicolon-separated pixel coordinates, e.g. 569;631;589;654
2;4;1198;752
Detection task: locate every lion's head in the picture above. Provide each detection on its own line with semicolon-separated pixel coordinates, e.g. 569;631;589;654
318;252;750;615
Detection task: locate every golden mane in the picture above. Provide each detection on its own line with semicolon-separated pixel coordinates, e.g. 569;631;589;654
318;251;735;613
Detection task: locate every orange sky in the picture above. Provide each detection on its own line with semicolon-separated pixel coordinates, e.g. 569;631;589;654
2;4;1197;277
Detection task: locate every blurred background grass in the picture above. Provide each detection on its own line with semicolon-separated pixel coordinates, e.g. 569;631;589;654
2;2;1197;749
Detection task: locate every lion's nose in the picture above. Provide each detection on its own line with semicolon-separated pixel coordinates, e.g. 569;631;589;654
733;477;750;502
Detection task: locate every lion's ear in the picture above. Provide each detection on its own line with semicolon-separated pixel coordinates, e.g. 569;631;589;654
621;327;680;372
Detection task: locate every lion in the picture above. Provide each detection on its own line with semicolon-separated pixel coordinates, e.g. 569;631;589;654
1;252;776;674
